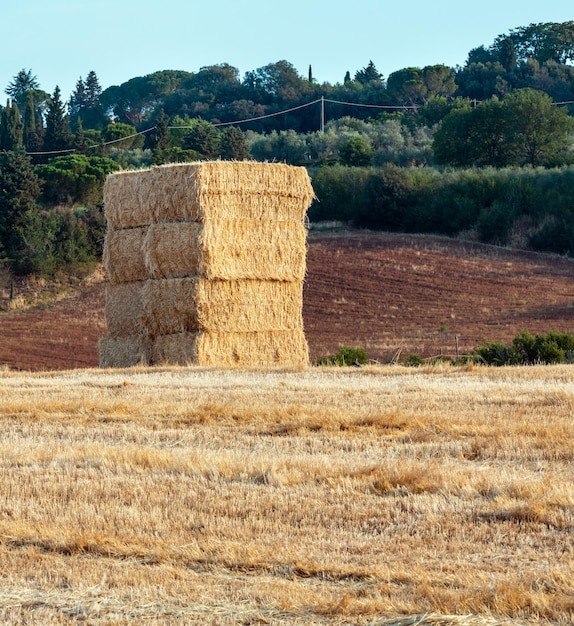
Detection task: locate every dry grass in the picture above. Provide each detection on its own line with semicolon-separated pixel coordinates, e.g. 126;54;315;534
1;364;573;624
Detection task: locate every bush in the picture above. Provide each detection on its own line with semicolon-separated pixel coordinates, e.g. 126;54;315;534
36;154;120;206
12;206;104;277
403;353;424;367
308;165;369;222
308;163;574;256
316;346;368;366
477;199;517;245
474;331;574;365
360;164;413;230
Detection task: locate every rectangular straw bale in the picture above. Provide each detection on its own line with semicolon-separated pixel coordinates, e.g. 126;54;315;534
143;220;306;281
151;330;309;368
104;282;146;337
143;222;202;279
98;335;151;368
141;278;303;336
149;161;315;223
103;227;149;284
103;170;157;230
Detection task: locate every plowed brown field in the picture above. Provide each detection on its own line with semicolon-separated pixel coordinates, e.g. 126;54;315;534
1;231;573;370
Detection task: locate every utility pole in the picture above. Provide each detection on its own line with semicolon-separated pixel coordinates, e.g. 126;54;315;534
320;96;325;133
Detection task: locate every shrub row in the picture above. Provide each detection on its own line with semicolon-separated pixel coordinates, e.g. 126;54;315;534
474;331;574;366
309;164;574;255
318;332;574;367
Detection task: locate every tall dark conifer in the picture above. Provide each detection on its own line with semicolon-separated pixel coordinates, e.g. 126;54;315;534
68;77;87;121
0;150;41;262
23;92;39;152
84;71;102;107
0;100;23;151
219;126;249;160
74;117;86;153
151;109;170;164
44;86;71;153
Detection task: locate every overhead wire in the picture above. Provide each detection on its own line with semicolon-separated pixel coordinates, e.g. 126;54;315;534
24;94;574;156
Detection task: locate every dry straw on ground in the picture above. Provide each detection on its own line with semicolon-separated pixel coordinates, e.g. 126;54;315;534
1;364;572;624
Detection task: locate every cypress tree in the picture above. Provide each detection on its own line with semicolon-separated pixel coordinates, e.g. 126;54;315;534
219;126;250;160
84;71;102;107
83;71;106;129
68;77;86;121
74;117;86;153
0;150;42;262
23;92;39;152
151;109;170;163
0;100;23;151
44;86;72;153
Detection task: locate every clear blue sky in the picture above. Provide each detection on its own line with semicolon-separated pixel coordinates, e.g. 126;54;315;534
1;0;572;102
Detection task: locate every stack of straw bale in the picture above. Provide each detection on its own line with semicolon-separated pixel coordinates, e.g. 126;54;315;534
99;161;314;368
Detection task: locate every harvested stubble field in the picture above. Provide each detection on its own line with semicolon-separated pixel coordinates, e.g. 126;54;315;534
1;364;574;625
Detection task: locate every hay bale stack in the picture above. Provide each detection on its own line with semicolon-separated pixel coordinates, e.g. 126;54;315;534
99;161;313;369
104;282;146;338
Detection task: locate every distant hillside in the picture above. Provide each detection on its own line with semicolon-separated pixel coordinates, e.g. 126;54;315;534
1;231;573;370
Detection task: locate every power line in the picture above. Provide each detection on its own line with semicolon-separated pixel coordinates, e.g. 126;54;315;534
24;94;574;156
211;99;322;127
26;126;156;156
325;97;419;110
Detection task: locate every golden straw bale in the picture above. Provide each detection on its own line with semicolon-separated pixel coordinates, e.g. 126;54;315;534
103;170;157;230
104;162;314;229
142;222;202;279
141;278;303;336
103;227;149;284
98;335;152;368
145;161;314;223
143;220;306;281
151;330;309;368
104;282;146;338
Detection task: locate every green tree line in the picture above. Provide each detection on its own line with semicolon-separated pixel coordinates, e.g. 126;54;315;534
309;163;574;254
1;21;574;276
